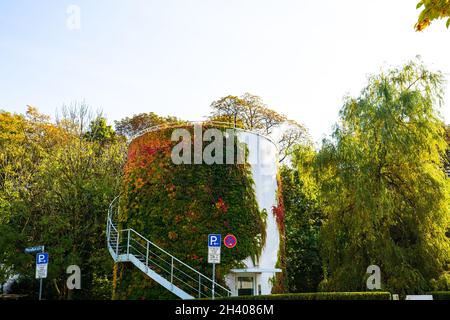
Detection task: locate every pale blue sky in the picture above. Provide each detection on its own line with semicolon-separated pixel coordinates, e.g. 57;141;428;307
1;0;449;142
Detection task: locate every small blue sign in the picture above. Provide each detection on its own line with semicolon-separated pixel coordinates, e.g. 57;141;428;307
208;234;221;247
36;252;49;265
25;246;44;254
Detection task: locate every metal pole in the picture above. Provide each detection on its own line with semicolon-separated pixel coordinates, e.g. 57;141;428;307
38;246;45;301
38;278;43;300
212;263;215;300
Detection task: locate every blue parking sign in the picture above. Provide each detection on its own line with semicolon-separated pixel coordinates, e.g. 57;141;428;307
208;234;221;247
36;252;49;265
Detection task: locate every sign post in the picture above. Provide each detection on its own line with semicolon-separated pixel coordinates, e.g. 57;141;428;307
212;263;215;300
35;251;48;300
39;276;43;301
208;234;221;300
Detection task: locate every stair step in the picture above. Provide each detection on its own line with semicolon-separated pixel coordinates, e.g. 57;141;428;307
107;210;232;299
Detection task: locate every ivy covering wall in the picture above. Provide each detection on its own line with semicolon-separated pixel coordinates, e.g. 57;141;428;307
114;125;266;299
271;170;287;294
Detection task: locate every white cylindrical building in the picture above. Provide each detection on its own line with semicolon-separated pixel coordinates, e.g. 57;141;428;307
124;123;284;298
225;130;282;296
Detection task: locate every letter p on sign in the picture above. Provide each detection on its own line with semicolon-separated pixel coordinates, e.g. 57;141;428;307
208;234;221;247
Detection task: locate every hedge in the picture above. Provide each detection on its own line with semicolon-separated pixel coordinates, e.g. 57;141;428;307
428;291;450;300
214;292;392;300
0;294;28;300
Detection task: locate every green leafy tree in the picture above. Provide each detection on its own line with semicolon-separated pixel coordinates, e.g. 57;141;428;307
281;145;324;292
85;117;116;143
0;106;64;286
0;105;127;299
317;60;450;294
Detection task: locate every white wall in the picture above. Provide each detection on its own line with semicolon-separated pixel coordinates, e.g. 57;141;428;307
225;131;280;295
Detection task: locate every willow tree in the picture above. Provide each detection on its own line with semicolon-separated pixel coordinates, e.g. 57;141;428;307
317;60;450;294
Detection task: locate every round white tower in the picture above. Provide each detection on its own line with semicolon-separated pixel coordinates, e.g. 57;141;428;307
225;130;282;296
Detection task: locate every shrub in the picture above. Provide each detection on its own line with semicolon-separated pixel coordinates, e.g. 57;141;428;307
215;292;391;300
428;291;450;300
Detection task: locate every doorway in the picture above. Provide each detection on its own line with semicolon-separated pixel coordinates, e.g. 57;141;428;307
237;276;254;296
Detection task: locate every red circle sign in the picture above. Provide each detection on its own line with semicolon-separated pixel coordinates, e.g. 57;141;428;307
224;234;237;248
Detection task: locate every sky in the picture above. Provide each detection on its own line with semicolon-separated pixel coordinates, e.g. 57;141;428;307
0;0;449;143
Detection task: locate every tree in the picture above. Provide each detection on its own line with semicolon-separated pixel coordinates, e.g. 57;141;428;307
84;117;116;143
209;95;245;127
114;112;179;139
317;60;450;294
0;104;127;299
415;0;450;31
281;145;324;292
209;93;310;162
0;106;69;284
209;93;286;135
32;106;126;299
277;120;310;163
0;110;35;286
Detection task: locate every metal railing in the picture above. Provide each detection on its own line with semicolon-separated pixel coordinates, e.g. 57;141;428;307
106;196;232;299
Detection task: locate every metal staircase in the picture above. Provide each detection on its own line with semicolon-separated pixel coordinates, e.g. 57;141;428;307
106;196;232;299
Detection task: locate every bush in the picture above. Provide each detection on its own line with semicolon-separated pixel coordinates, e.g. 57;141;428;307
428;291;450;300
215;292;392;300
